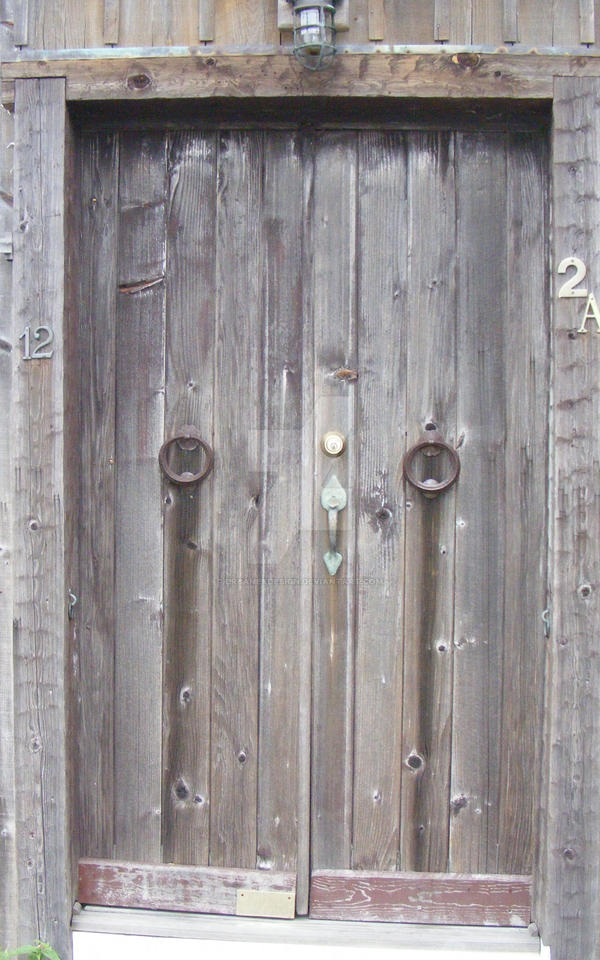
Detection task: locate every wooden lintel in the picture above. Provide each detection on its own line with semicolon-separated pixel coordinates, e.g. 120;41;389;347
78;859;296;918
1;51;587;106
310;870;532;926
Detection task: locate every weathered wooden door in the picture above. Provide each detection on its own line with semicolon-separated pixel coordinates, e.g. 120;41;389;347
75;118;548;920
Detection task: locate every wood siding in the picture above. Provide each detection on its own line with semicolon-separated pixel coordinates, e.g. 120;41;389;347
7;0;600;50
73;123;548;887
538;75;600;960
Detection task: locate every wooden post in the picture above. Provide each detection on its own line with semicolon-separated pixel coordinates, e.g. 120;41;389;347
12;77;73;960
538;76;600;960
0;11;16;951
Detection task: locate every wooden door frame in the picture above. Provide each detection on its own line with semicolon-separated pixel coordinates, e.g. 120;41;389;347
7;57;600;960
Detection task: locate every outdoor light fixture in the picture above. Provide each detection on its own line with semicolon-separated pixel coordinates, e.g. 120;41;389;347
287;0;337;71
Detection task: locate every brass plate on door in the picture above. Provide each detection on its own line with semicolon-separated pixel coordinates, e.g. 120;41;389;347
236;888;295;919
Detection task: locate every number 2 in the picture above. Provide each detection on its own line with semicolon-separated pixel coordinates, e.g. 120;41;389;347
557;257;588;298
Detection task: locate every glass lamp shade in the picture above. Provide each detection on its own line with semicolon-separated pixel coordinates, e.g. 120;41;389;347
290;0;337;71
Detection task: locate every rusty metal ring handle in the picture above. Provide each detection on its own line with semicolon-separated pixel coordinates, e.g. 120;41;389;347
159;427;214;486
402;436;460;496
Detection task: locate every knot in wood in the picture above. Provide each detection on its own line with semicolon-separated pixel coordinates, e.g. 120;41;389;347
127;72;153;92
450;794;468;813
451;52;481;70
406;751;424;772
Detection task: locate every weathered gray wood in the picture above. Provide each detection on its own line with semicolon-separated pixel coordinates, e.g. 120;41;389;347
400;131;457;873
103;0;120;44
256;131;304;876
310;132;357;871
434;0;450;41
385;0;435;44
497;132;548;875
310;870;531;925
351;131;407;871
473;0;503;44
209;130;263;869
450;132;507;874
113;130;166;862
553;0;580;45
198;0;216;41
537;75;600;960
296;133;316;916
161;130;216;865
579;0;595;44
14;0;29;45
76;132;118;860
12;77;72;960
0;23;16;945
73;906;541;951
447;0;472;43
502;0;519;42
78;859;295;915
518;0;553;44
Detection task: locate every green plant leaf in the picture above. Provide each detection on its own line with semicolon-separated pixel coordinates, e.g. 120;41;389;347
39;948;62;960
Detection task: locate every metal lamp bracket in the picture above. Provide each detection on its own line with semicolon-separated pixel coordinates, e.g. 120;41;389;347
277;0;350;31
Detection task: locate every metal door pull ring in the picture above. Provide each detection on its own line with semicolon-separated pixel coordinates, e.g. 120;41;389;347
403;434;460;497
159;427;214;485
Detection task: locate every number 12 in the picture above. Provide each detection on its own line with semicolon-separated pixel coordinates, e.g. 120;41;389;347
19;325;54;360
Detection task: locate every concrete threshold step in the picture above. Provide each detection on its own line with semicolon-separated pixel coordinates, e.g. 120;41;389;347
73;907;548;959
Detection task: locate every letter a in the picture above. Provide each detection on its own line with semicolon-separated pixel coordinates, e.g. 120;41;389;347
577;292;600;333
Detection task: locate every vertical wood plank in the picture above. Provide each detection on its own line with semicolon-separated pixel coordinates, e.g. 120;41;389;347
216;0;279;44
65;0;102;46
518;0;553;44
12;77;72;960
497;132;548;875
502;0;519;42
113;131;167;863
257;132;304;876
447;0;472;43
0;64;15;955
400;132;457;874
296;132;316;915
14;0;29;45
161;130;216;865
579;0;595;44
434;0;451;41
103;0;120;44
310;132;357;871
368;0;385;40
210;130;263;869
384;0;435;43
472;0;503;43
450;132;507;874
24;0;66;48
552;0;580;45
538;76;600;960
76;133;119;860
120;0;197;47
351;131;407;872
198;0;216;40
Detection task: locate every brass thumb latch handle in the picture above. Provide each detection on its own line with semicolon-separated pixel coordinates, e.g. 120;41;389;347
321;474;347;576
402;430;460;498
159;426;214;486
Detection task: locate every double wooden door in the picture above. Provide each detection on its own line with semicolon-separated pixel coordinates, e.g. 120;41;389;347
75;120;548;918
